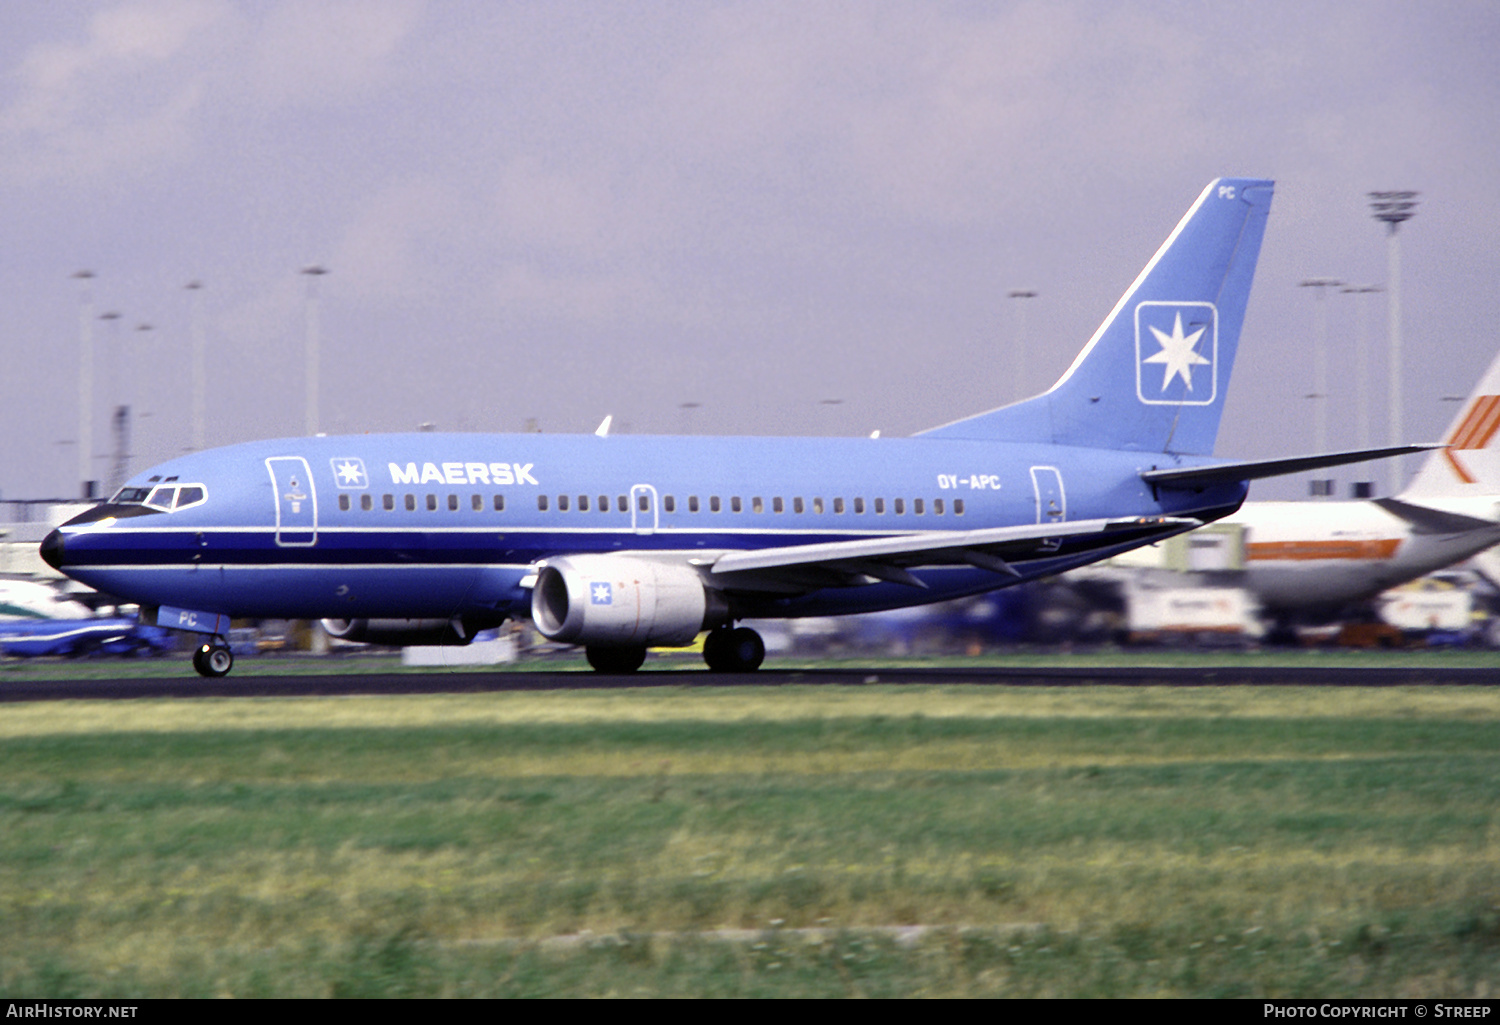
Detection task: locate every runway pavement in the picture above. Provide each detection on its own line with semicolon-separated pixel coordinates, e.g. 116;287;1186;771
0;662;1496;701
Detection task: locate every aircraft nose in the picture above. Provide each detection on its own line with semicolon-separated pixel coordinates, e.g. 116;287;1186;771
40;529;64;571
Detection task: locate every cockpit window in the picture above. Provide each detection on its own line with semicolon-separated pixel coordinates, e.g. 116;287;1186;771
111;483;208;512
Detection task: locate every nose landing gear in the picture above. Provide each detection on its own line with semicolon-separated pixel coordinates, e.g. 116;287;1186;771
192;640;234;678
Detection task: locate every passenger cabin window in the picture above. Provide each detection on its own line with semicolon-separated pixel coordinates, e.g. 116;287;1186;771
405;494;416;511
598;495;608;513
663;495;676;513
578;495;590;512
538;495;549;511
558;495;570;512
688;496;700;513
954;499;965;515
853;497;865;514
493;495;506;512
913;498;924;515
833;498;844;514
448;494;459;511
874;498;885;514
732;497;743;513
894;498;905;515
792;497;804;514
813;498;824;514
933;498;944;515
426;494;438;511
471;494;482;511
711;496;721;513
338;494;350;511
617;495;628;512
362;494;374;511
384;494;395;510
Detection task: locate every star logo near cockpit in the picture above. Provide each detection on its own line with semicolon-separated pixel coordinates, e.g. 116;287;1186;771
331;458;369;489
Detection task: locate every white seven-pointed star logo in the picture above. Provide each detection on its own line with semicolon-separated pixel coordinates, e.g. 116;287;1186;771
1142;311;1210;392
330;458;368;488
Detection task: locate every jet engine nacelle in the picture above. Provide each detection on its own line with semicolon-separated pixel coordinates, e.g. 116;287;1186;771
531;555;722;647
319;618;474;647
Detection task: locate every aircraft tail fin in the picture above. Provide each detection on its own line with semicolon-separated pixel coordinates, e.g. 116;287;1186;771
1400;348;1500;498
920;178;1274;455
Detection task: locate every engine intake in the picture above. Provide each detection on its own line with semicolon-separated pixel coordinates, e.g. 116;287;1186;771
531;555;722;647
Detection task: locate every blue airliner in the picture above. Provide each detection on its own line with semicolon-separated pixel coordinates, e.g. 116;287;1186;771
41;178;1423;677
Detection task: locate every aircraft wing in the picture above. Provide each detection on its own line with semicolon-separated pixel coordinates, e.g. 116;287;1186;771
1140;444;1440;489
703;516;1199;592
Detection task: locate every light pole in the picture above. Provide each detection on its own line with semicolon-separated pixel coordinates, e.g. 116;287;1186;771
132;322;153;467
72;271;96;498
1342;284;1382;498
677;401;701;435
302;266;329;436
1008;289;1038;403
1299;278;1343;497
186;281;206;452
1369;191;1418;494
818;397;843;435
97;311;126;494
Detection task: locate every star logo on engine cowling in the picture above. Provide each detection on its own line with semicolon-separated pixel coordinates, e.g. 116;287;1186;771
591;582;613;605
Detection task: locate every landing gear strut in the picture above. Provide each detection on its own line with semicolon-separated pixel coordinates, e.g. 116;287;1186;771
703;626;765;673
192;640;233;678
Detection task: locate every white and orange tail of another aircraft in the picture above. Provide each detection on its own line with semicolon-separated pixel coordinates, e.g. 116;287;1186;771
1402;349;1500;499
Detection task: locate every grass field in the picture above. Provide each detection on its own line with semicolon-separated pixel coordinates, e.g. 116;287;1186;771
0;683;1497;997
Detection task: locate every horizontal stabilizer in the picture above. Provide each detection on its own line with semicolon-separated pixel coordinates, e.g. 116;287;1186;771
1141;444;1440;489
1372;497;1500;535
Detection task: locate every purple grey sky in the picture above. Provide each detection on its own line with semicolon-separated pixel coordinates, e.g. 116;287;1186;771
3;0;1498;501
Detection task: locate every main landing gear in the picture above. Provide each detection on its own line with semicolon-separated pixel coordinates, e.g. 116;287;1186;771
582;626;767;674
192;640;233;678
702;626;765;673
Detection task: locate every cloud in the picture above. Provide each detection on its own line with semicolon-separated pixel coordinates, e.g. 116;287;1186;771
249;0;423;108
0;0;228;184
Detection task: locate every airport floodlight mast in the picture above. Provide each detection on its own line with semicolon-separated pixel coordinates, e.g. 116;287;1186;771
1342;284;1383;498
1008;289;1038;402
97;311;125;495
818;397;843;435
1299;278;1344;497
1369;191;1418;495
71;271;95;499
186;282;207;456
302;266;329;436
130;322;153;473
